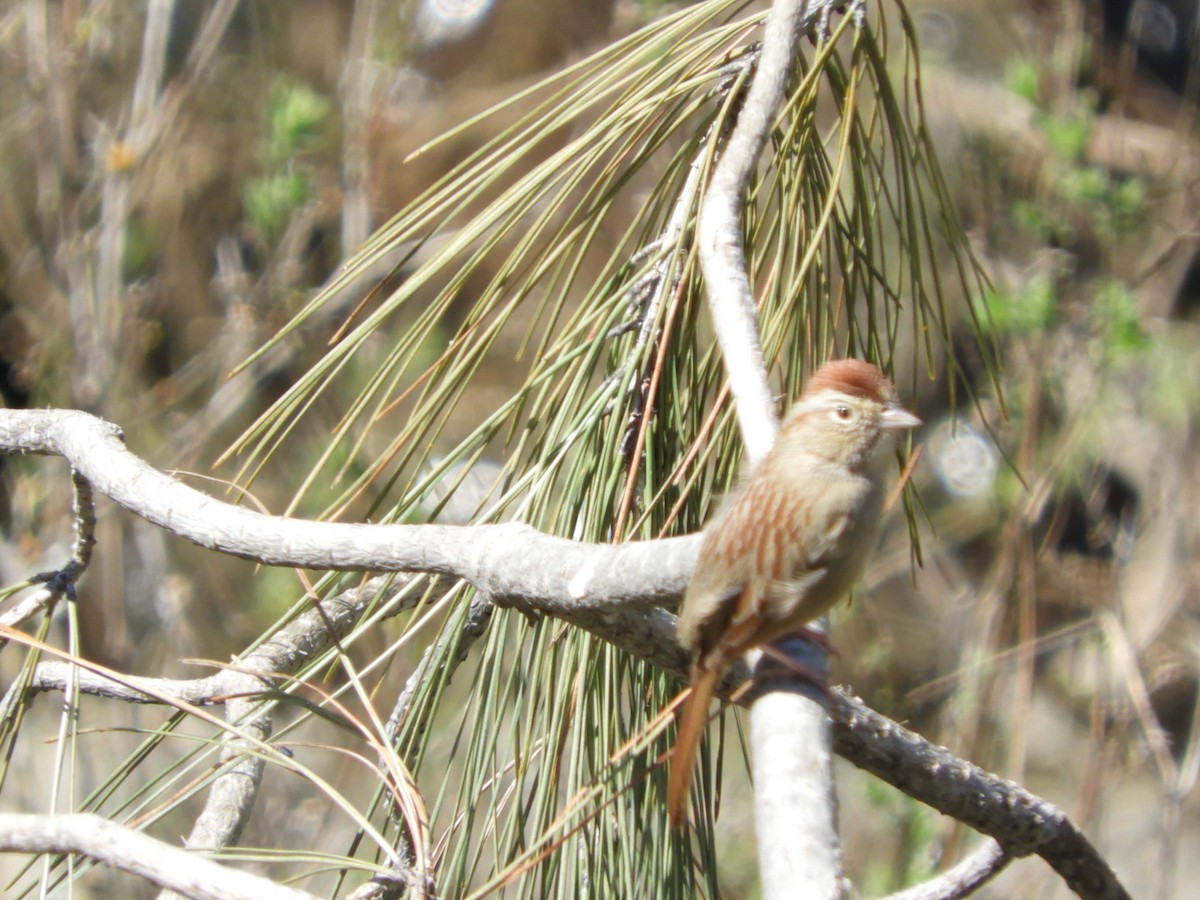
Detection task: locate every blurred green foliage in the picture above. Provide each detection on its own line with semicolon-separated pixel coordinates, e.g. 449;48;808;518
244;169;312;242
858;779;940;895
243;80;332;242
266;80;332;164
975;275;1056;336
1004;56;1040;105
1092;279;1149;359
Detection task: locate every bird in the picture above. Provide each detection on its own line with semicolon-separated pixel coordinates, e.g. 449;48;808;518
666;358;920;827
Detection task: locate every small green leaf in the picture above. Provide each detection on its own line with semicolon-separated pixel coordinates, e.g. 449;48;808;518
975;275;1056;336
121;216;158;280
1092;279;1148;357
1012;199;1045;236
1058;165;1108;204
1005;57;1040;105
244;171;311;241
1041;112;1090;162
266;81;331;163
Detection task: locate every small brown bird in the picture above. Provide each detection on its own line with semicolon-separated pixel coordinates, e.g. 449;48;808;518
667;359;920;827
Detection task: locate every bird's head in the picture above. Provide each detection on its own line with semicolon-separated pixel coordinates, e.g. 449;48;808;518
777;359;921;469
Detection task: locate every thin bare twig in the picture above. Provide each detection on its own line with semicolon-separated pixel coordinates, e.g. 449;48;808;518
0;468;97;640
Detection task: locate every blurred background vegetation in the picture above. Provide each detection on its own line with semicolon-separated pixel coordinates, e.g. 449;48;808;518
0;0;1198;897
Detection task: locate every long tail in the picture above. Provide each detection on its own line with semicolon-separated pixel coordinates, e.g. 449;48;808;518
667;667;719;828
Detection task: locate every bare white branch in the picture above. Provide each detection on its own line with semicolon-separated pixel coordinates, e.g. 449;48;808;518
23;576;434;707
0;813;319;900
340;0;382;254
695;2;848;895
886;839;1009;900
699;0;844;464
0;409;699;611
748;637;842;896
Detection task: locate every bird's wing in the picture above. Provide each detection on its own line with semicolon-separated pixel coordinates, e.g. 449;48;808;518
735;487;863;635
680;475;865;658
799;511;852;573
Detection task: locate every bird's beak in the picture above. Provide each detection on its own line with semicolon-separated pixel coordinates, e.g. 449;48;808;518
880;405;921;430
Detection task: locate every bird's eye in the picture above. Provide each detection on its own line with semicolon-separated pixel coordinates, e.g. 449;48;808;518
834;405;852;421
